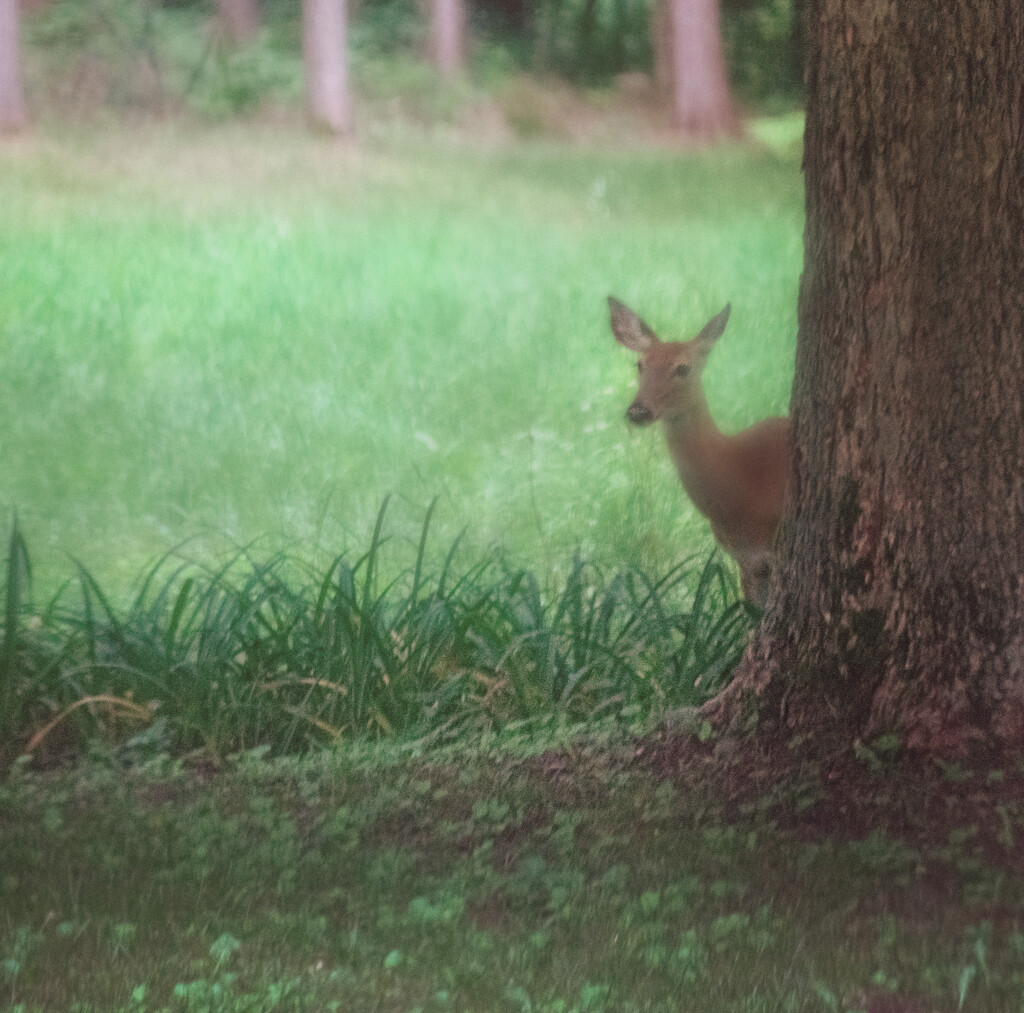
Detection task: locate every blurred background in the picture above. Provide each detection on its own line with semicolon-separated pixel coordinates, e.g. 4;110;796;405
5;0;805;133
0;0;804;596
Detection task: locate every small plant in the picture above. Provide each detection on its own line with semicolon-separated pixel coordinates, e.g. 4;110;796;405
1;514;31;770
1;506;751;767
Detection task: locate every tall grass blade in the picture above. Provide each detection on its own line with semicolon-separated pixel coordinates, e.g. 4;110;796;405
1;512;32;749
363;495;391;608
410;496;437;610
73;560;127;658
164;577;196;657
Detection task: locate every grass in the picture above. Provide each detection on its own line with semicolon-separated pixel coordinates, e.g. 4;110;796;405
2;727;1023;1012
1;502;749;765
2;121;1023;1013
0;119;844;1011
0;120;801;597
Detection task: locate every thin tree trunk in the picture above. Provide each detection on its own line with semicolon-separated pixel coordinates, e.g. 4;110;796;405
218;0;261;45
303;0;352;135
708;3;1024;761
431;0;465;78
663;0;740;138
0;0;27;132
651;0;672;94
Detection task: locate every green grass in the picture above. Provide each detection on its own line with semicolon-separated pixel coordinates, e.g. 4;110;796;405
2;730;1023;1012
1;502;750;764
0;121;801;598
3;120;1023;1013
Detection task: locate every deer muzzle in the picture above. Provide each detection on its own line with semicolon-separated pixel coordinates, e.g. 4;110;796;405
627;401;655;427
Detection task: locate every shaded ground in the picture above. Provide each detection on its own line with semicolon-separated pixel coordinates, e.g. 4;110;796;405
634;725;1024;877
3;722;1023;1011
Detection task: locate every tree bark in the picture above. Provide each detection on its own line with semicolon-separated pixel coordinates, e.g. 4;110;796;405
303;0;353;136
218;0;261;45
707;2;1024;761
0;0;27;132
659;0;741;139
430;0;465;79
651;0;671;94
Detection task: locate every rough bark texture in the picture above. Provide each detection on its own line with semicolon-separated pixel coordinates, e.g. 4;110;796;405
0;0;27;131
658;0;740;138
430;0;465;78
303;0;352;135
707;2;1024;760
218;0;261;44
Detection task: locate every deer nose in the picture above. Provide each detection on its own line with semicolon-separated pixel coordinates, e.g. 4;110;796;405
627;401;655;426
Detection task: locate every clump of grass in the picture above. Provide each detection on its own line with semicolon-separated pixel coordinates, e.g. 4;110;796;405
0;503;751;768
1;514;32;770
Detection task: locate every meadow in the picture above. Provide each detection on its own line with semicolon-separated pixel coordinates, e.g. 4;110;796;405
4;121;1024;1013
0;119;801;597
1;116;800;761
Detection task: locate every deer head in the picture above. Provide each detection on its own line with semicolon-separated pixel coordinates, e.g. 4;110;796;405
608;297;731;427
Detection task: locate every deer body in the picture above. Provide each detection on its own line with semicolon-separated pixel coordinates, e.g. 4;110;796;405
609;297;790;604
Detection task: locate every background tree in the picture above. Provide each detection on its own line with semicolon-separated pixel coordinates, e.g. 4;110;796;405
303;0;353;134
654;0;740;138
218;0;261;44
430;0;465;77
710;3;1024;759
0;0;27;131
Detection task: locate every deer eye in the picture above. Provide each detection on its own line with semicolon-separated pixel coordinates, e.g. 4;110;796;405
673;363;690;378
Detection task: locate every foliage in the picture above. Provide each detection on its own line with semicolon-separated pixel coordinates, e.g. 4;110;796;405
530;0;652;84
476;0;803;101
480;0;803;101
18;0;805;117
0;506;751;767
2;725;1023;1010
722;0;803;106
183;31;303;119
23;0;301;117
349;0;426;59
0;516;31;771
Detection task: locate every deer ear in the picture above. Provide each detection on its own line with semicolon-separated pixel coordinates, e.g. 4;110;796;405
695;303;731;351
608;297;660;352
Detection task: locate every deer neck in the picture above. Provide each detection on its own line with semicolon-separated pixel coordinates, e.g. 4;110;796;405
662;400;732;521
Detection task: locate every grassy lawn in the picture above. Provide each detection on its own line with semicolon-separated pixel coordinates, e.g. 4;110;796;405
3;723;1024;1012
0;120;801;598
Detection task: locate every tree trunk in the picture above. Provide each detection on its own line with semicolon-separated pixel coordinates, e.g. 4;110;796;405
661;0;740;139
218;0;261;45
651;0;671;93
707;3;1024;762
0;0;27;132
430;0;465;79
302;0;352;136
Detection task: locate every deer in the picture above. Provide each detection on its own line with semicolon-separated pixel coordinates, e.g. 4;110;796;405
608;297;790;606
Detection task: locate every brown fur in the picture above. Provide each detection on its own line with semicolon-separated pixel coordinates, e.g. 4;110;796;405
609;297;790;604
